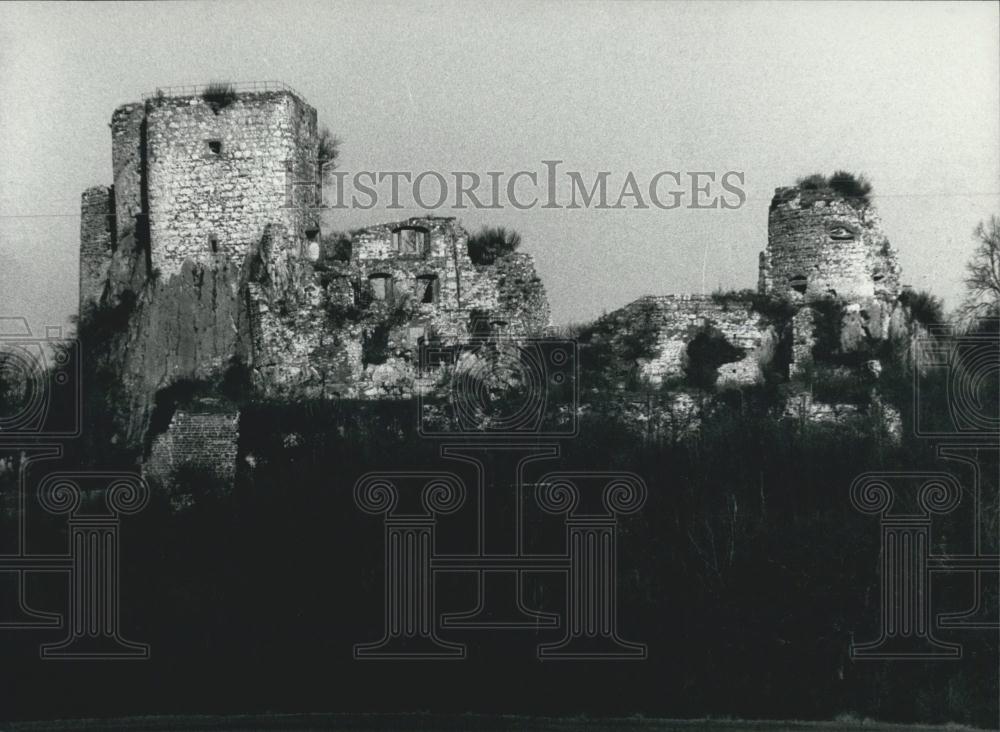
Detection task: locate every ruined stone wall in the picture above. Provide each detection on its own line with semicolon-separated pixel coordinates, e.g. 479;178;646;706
242;224;346;397
104;103;151;303
761;187;901;302
788;296;912;376
111;104;145;248
144;401;239;488
79;186;115;310
617;295;775;386
145;91;317;277
464;253;551;335
352;217;470;340
240;217;552;400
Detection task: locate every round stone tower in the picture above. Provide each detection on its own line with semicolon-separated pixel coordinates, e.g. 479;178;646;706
759;181;902;302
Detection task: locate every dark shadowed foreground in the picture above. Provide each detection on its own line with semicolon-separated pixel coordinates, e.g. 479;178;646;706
2;714;987;732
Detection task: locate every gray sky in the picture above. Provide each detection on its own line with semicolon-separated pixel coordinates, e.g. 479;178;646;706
1;1;998;333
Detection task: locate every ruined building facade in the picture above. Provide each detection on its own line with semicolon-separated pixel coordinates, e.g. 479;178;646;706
78;84;550;478
79;83;918;484
595;179;916;432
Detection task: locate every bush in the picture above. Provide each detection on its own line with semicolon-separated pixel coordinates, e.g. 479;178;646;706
317;127;341;179
809;298;845;363
829;170;873;203
467;226;521;265
322;232;352;262
796;173;828;190
362;324;391;366
201;81;237;111
808;366;872;406
792;171;873;207
901;289;945;327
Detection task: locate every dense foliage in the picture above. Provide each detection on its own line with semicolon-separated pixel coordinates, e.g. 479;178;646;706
793;171;873;207
2;349;996;725
3;278;998;726
467;226;522;265
201;81;238;111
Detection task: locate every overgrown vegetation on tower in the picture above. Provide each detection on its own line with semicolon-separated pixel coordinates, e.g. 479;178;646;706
201;81;238;112
795;170;873;206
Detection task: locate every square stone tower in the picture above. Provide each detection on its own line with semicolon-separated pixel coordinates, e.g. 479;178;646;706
108;84;320;281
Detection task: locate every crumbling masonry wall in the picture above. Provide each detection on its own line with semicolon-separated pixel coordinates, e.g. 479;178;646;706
144;401;240;488
614;295;777;387
760;187;902;302
760;185;909;378
79;186;115;310
242;217;551;400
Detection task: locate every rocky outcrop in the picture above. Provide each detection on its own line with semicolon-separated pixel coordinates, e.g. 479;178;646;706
111;260;243;443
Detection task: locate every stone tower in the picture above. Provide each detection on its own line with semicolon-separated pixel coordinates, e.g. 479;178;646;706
87;84;320;303
78;185;115;309
759;181;901;303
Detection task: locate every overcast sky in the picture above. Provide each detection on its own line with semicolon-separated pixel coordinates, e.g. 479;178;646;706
1;1;998;333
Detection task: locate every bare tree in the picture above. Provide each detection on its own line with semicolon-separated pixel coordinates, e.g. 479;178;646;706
960;215;1000;322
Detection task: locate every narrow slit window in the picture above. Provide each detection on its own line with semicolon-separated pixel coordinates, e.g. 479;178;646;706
208;234;219;254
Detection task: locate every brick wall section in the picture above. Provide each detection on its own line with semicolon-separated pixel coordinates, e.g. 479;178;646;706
145;402;239;487
761;187;901;302
79;186;115;310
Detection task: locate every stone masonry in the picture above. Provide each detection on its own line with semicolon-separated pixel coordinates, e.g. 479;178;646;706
242;216;550;399
760;186;902;302
604;178;915;399
79;186;115;309
144;398;240;489
613;295;778;387
78;83;551;465
78;84;919;475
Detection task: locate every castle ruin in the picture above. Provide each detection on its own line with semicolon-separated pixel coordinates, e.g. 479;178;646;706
78;83;920;485
78;83;551;479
